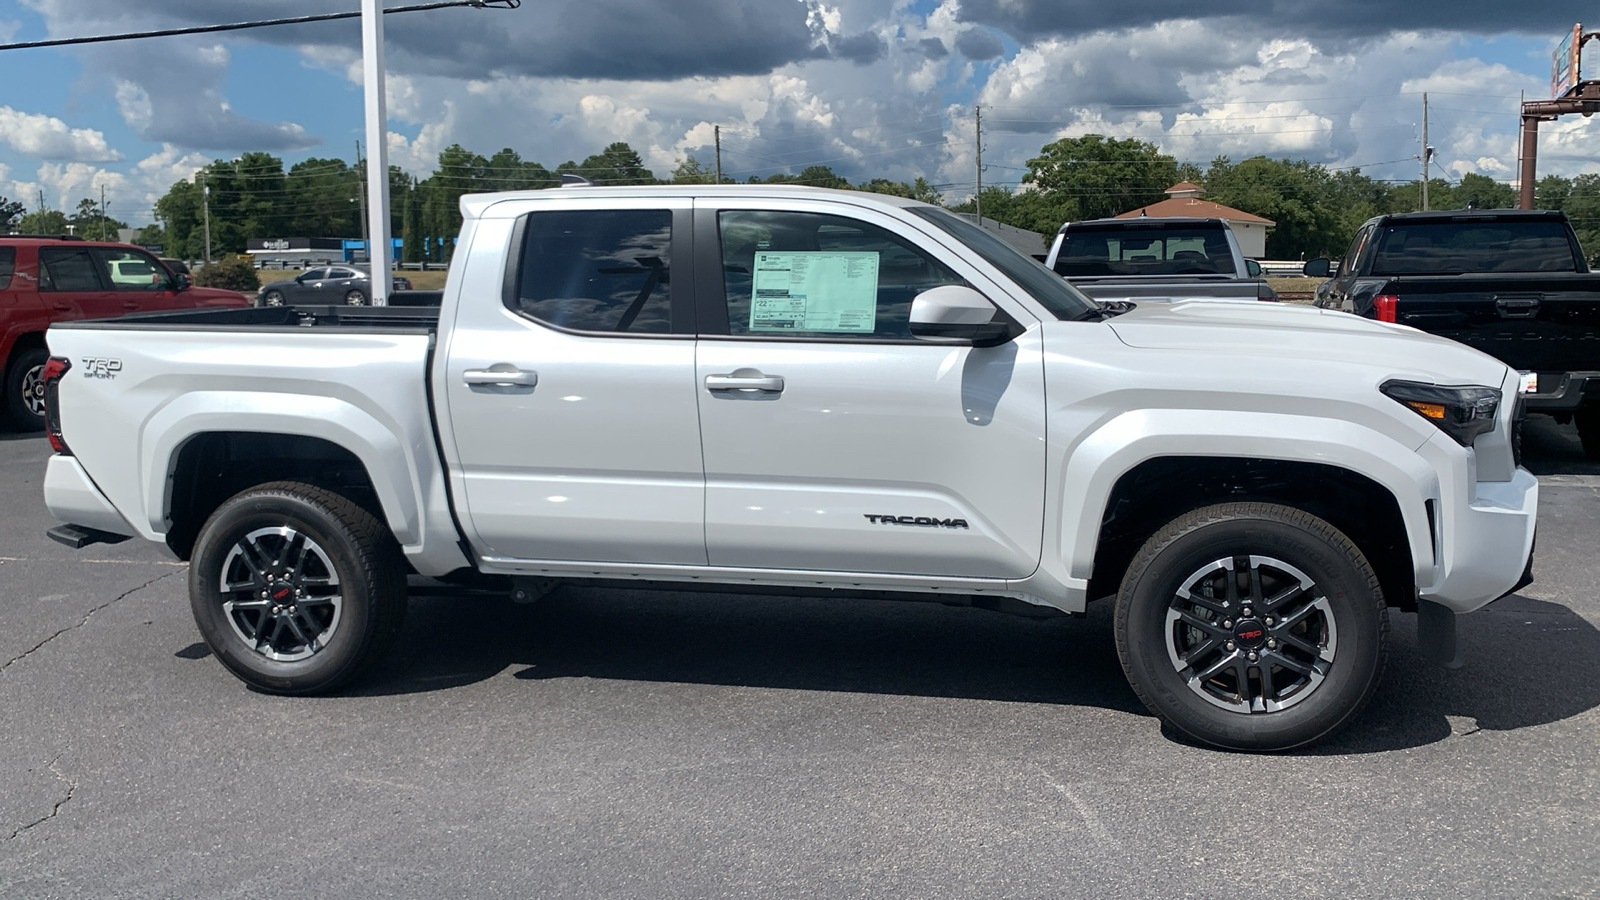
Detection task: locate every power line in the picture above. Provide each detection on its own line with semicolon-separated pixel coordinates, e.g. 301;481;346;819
0;1;519;52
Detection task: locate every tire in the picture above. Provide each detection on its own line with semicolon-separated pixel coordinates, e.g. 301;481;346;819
261;290;284;307
1114;502;1387;752
4;346;49;432
1576;404;1600;460
188;481;406;694
344;289;367;306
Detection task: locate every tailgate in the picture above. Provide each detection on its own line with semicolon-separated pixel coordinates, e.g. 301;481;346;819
1071;276;1261;303
1393;274;1600;372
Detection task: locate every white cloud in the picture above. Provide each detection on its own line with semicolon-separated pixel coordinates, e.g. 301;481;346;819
0;107;122;162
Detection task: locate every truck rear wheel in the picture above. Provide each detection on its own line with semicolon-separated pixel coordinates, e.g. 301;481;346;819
1114;502;1387;751
1576;404;1600;459
188;481;406;694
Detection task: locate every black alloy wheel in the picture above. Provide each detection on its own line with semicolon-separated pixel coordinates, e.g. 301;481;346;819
1115;502;1387;751
189;481;406;694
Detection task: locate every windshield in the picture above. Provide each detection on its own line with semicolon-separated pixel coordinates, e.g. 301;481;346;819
1370;220;1580;275
908;207;1097;321
1053;225;1235;277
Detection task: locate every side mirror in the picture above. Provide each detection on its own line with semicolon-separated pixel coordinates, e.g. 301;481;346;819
176;273;192;289
1303;257;1331;278
909;285;1015;347
1244;259;1262;278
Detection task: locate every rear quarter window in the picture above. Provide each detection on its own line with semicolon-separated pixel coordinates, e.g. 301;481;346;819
0;247;14;290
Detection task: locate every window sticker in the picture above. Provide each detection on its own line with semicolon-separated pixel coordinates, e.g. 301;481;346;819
749;251;880;332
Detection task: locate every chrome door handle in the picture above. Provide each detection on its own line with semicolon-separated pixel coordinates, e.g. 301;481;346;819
463;368;538;387
705;373;784;393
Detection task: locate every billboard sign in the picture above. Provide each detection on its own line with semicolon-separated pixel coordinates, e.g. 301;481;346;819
1554;23;1582;99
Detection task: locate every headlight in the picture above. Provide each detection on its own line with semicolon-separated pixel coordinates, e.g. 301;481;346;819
1381;380;1500;446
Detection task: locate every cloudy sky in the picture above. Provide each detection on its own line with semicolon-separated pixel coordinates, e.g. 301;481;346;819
0;0;1592;226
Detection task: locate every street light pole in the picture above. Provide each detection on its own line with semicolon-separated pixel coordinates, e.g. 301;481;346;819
361;0;393;305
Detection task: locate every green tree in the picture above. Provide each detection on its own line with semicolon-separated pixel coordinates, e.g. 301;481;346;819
560;142;654;184
1205;156;1358;259
947;186;1072;236
1453;173;1517;210
15;209;69;234
671;155;715;184
0;195;25;229
1562;173;1600;265
68;197;128;241
1023;135;1179;222
133;224;164;248
1535;174;1571;211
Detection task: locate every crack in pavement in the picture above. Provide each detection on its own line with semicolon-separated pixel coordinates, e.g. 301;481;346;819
0;569;182;675
4;757;78;842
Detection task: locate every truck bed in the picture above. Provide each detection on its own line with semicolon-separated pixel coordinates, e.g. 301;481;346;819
49;304;441;333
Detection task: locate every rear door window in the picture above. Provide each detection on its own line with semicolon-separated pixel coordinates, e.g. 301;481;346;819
507;209;676;334
39;247;105;291
0;247;14;290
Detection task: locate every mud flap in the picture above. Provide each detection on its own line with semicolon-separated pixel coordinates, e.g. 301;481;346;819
1418;599;1463;670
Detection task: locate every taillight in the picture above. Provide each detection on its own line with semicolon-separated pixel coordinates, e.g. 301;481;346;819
43;356;71;455
1373;294;1398;323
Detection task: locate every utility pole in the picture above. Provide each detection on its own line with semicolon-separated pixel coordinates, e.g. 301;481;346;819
975;105;983;226
36;188;44;214
201;173;212;264
361;0;393;305
100;184;106;241
1420;93;1431;211
356;140;370;262
714;125;722;185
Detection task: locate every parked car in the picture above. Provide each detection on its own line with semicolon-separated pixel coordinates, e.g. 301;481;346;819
41;184;1535;752
1306;209;1600;455
1043;217;1278;302
257;265;413;306
1;235;251;430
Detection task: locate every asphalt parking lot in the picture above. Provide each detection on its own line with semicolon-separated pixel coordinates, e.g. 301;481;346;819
2;419;1597;899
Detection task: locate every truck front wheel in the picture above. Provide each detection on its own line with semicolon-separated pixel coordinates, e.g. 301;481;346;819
188;481;406;694
1115;502;1387;751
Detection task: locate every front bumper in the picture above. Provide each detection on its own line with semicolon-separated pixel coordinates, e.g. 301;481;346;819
1419;466;1538;614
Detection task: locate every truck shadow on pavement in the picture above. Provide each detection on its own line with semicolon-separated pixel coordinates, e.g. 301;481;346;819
335;582;1600;755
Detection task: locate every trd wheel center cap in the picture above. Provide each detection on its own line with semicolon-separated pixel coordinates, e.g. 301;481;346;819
1233;618;1268;650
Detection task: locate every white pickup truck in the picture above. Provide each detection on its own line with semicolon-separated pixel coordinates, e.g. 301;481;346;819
41;185;1536;751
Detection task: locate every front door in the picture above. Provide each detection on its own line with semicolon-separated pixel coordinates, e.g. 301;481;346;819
693;202;1047;579
441;200;706;565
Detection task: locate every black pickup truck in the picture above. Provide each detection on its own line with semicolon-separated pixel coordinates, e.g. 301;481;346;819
1307;209;1600;455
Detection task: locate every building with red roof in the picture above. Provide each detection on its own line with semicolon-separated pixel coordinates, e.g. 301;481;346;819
1116;183;1275;257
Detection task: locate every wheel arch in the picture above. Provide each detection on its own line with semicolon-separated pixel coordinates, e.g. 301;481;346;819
1058;411;1438;611
165;432;390;561
1087;457;1418;611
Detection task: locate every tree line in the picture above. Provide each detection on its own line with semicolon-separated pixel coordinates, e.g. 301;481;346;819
5;135;1593;264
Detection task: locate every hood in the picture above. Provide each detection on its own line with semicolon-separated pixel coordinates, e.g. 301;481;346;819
1106;299;1509;387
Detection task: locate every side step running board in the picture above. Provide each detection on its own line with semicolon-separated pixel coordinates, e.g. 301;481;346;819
46;524;132;549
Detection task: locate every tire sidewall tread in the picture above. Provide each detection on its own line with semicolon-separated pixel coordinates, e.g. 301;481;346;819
1114;501;1388;752
189;481;405;694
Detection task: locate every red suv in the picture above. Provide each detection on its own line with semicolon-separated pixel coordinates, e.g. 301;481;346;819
2;236;251;430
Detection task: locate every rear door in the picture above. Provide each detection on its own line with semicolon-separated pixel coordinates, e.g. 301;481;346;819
692;200;1047;578
441;199;706;564
37;245;118;321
